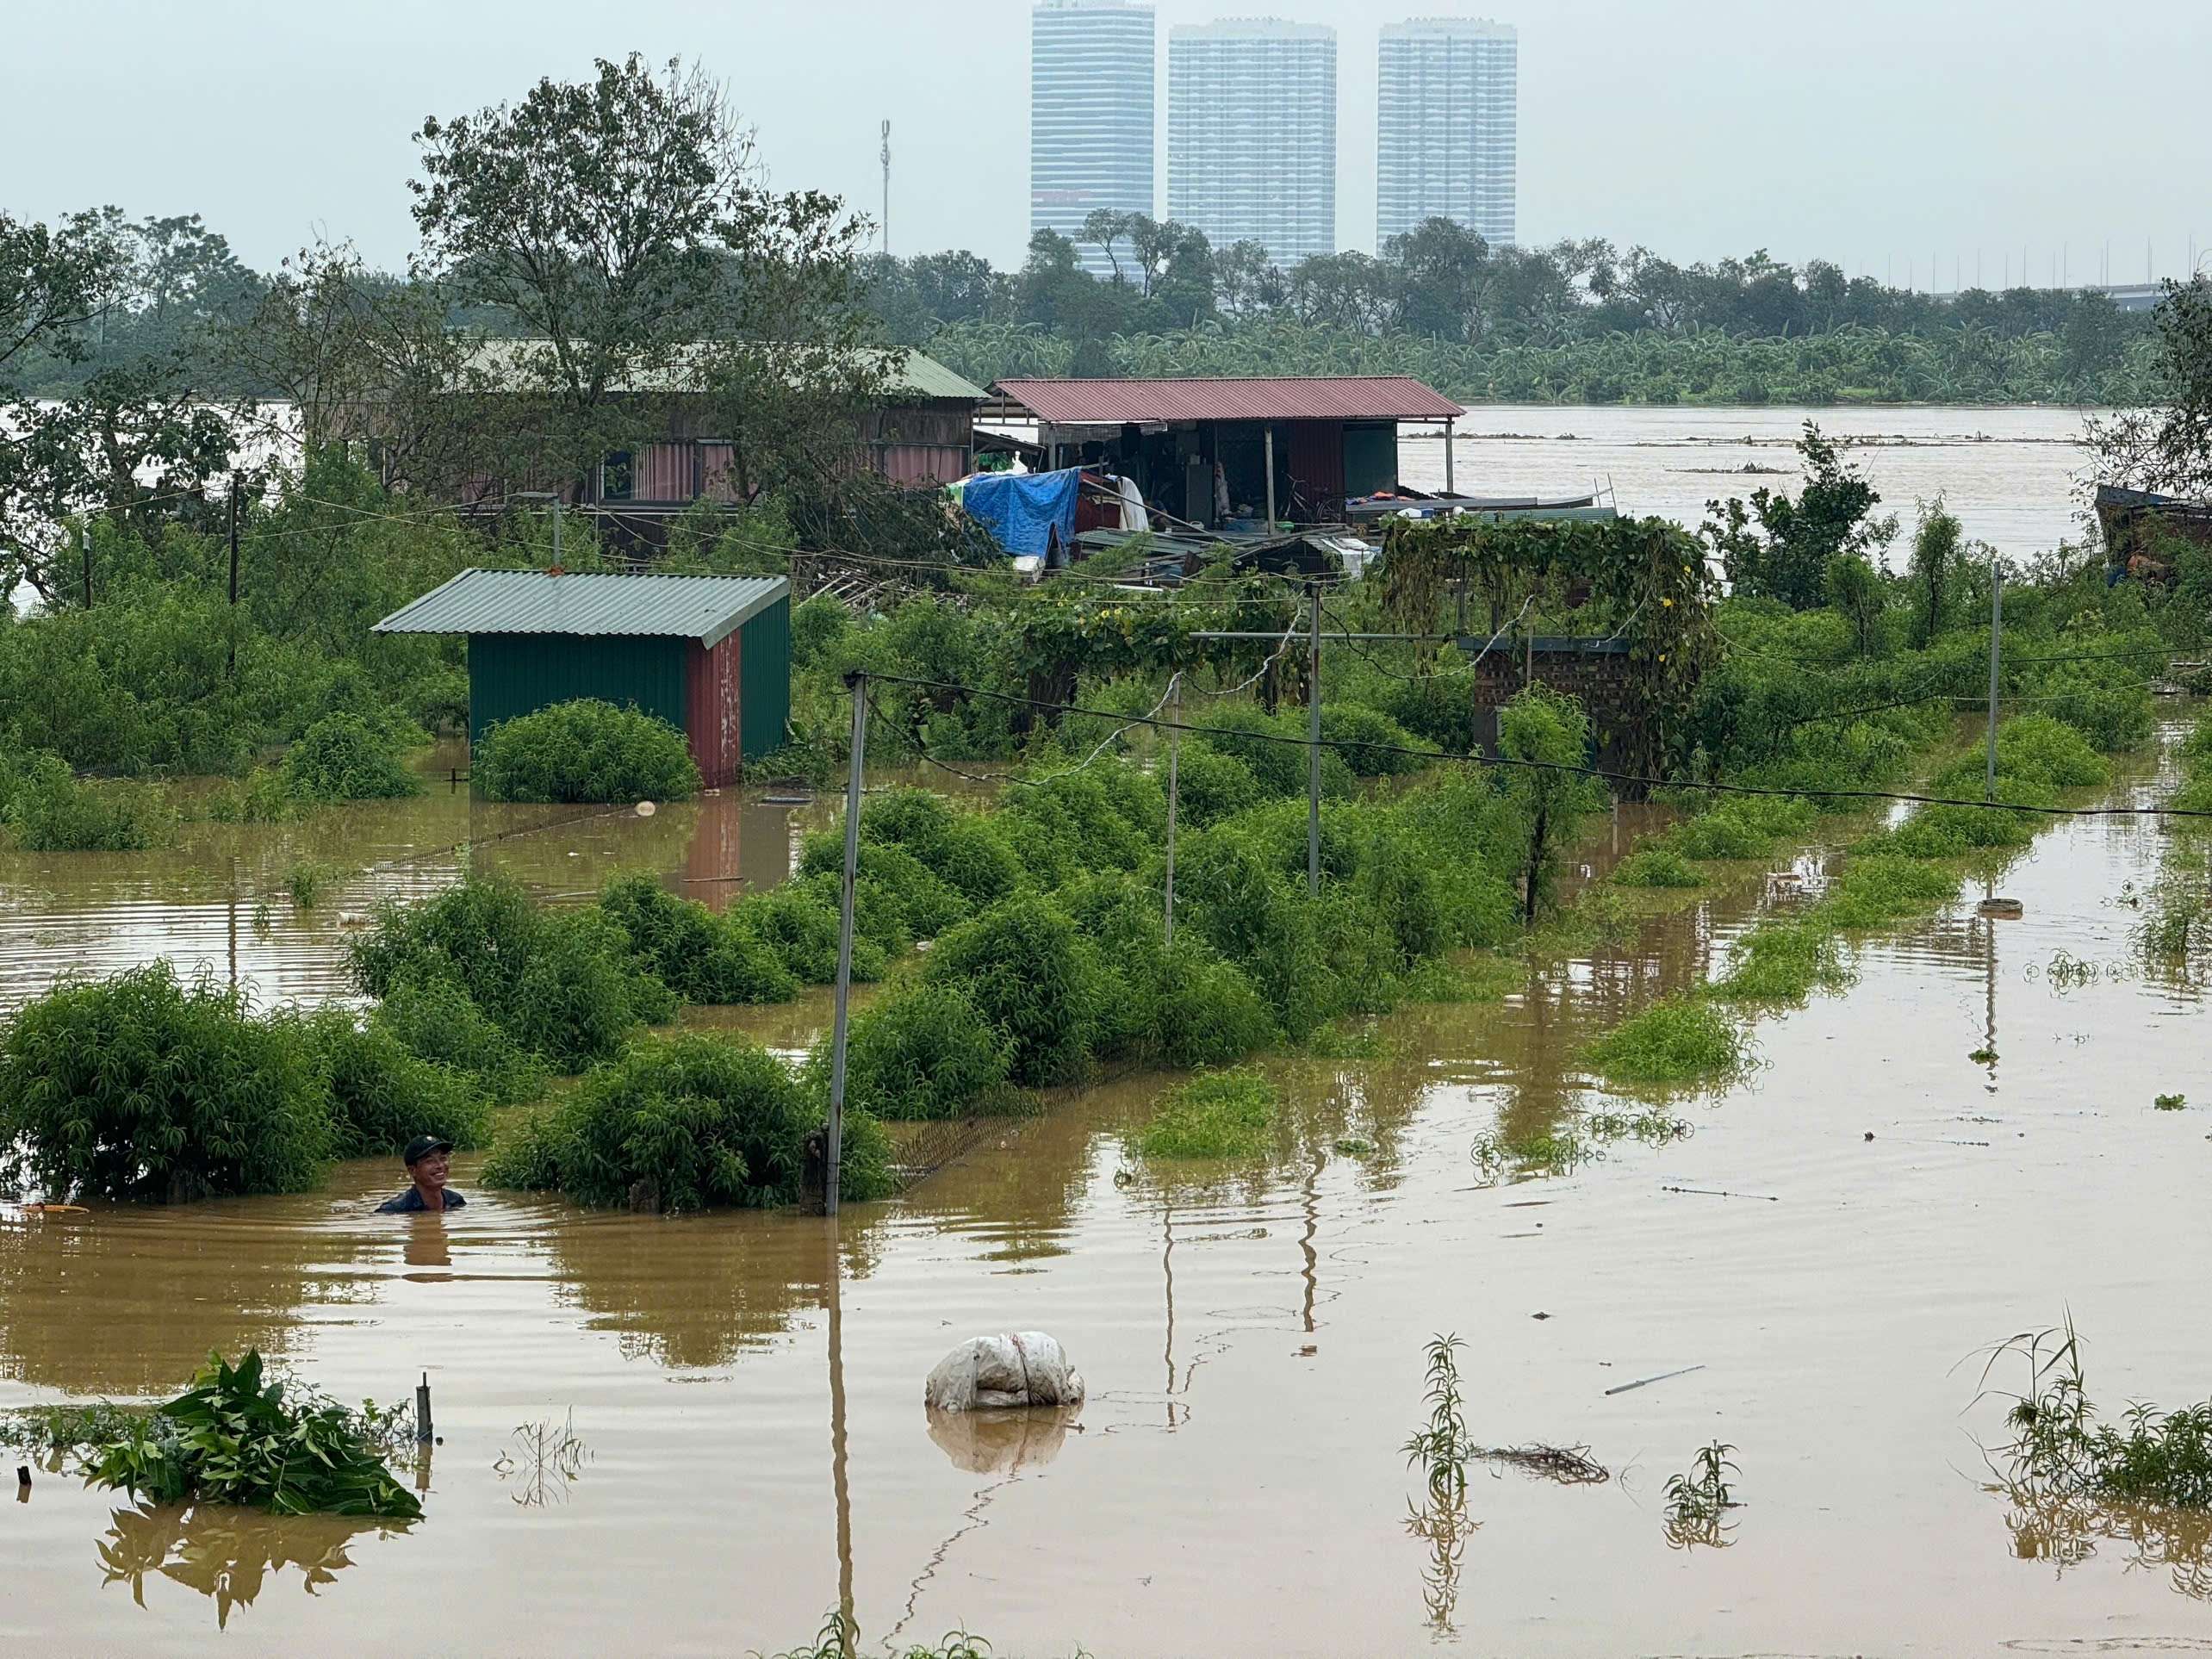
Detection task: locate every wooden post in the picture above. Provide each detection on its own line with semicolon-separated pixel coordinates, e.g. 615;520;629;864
1985;565;2003;800
1307;587;1322;898
1443;415;1455;495
1164;674;1179;944
825;671;867;1215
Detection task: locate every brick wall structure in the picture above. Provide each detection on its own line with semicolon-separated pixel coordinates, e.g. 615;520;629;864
1465;635;1645;793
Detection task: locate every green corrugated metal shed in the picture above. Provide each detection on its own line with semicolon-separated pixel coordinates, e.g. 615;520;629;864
373;570;791;786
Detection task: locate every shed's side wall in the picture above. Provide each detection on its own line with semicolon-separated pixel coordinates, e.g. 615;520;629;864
737;597;791;763
467;634;689;743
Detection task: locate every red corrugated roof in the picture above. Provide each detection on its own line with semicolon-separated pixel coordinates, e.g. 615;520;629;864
991;375;1463;425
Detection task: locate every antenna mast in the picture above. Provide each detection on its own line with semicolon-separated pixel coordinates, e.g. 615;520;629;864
879;121;892;257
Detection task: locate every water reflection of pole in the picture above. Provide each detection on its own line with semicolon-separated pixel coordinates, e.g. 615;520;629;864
1161;1196;1177;1423
227;861;238;991
826;1220;854;1656
1299;1152;1321;1335
1985;910;1998;1086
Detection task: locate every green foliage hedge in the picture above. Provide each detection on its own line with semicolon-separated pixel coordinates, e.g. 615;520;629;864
0;749;154;850
483;1032;893;1210
281;711;423;801
473;699;702;803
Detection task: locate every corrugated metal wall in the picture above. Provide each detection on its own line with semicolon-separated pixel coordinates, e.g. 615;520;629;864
468;634;688;744
737;597;791;763
684;631;744;787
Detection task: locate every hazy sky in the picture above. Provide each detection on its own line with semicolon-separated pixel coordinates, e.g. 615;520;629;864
9;1;2209;285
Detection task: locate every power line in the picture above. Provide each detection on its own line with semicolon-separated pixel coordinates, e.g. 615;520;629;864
861;669;2212;822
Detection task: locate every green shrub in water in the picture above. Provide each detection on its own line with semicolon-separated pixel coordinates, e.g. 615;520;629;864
923;897;1108;1086
600;871;798;1003
368;973;548;1106
350;879;676;1071
1168;738;1266;827
733;874;891;986
1582;996;1745;1084
1933;715;2109;792
281;711;423;801
84;1349;419;1519
1611;847;1705;888
1133;1068;1279;1159
1667;795;1817;861
482;1032;893;1210
294;1007;490;1159
0;963;329;1201
0;749;155;851
811;979;1016;1121
798;833;970;940
473;698;702;804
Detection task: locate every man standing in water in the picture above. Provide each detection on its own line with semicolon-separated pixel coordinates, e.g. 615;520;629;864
377;1136;468;1213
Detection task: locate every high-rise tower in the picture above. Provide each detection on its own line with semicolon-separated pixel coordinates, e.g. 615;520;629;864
1031;0;1156;276
1167;19;1337;266
1377;18;1518;248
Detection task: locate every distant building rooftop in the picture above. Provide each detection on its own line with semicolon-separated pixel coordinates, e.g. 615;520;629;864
990;375;1462;426
373;569;788;648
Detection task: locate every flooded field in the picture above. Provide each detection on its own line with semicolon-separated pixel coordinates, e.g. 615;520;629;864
1402;403;2103;561
6;746;2212;1655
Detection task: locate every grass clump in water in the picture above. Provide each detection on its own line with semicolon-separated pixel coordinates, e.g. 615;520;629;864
1131;1068;1277;1159
483;1031;893;1211
1611;847;1704;888
1581;996;1745;1085
1713;920;1851;1004
1662;1441;1742;1549
1811;853;1962;930
473;698;701;804
1470;1127;1589;1182
2156;1093;2187;1110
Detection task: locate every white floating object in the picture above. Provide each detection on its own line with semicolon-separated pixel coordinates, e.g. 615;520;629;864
636;800;657;817
924;1332;1084;1411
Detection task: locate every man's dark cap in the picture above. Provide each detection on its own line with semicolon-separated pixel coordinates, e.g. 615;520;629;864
403;1135;454;1166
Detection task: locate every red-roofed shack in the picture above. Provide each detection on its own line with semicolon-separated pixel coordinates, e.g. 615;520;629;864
984;375;1462;528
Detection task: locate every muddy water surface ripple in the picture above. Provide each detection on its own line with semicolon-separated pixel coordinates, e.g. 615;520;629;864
5;757;2212;1655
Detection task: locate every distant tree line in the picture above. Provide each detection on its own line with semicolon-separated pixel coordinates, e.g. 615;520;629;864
868;217;2158;404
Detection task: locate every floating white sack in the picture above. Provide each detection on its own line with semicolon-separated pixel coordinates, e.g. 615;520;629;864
923;1332;1084;1411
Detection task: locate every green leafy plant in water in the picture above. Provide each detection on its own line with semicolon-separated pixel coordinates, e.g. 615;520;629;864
763;1612;995;1659
1610;846;1705;889
1131;1068;1277;1159
2156;1093;2187;1110
82;1350;420;1519
1469;1127;1589;1183
1401;1333;1480;1631
1979;1319;2212;1512
281;711;423;801
285;859;354;910
1662;1441;1741;1550
472;698;702;804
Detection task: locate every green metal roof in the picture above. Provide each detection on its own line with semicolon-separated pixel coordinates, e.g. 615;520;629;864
873;349;988;401
373;569;788;648
456;341;984;402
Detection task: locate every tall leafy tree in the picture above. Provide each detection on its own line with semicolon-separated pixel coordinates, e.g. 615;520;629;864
1704;422;1897;610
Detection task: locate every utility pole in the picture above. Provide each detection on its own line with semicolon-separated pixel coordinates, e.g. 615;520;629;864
1264;426;1278;527
80;523;91;610
1985;564;2004;802
824;671;867;1216
1306;586;1322;898
227;477;241;674
879;121;892;258
1163;674;1178;945
1442;414;1455;495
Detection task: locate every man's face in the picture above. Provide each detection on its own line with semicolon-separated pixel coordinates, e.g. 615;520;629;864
412;1150;450;1190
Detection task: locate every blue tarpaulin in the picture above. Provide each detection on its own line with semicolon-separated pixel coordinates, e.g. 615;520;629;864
955;468;1080;557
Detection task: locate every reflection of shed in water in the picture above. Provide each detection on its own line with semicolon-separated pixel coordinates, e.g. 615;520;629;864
373;569;791;789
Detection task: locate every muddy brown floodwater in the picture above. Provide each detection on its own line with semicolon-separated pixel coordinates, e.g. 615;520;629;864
5;745;2212;1656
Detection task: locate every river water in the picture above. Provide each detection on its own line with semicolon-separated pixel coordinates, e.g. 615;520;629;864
1399;403;2103;562
4;735;2211;1654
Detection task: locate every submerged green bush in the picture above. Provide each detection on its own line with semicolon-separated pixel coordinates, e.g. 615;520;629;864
600;871;798;1004
473;699;702;803
1132;1068;1279;1159
1582;996;1745;1084
281;712;423;801
368;973;548;1106
923;898;1107;1086
1612;847;1705;888
1712;920;1850;1003
295;1007;490;1160
0;964;330;1201
349;879;677;1071
482;1032;893;1210
0;750;155;851
1813;854;1962;929
814;980;1016;1121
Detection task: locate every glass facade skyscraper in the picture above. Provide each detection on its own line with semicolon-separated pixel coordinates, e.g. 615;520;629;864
1167;19;1337;266
1376;18;1518;249
1031;0;1156;276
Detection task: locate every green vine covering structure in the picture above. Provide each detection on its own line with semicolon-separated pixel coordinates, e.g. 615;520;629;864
1377;516;1719;785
